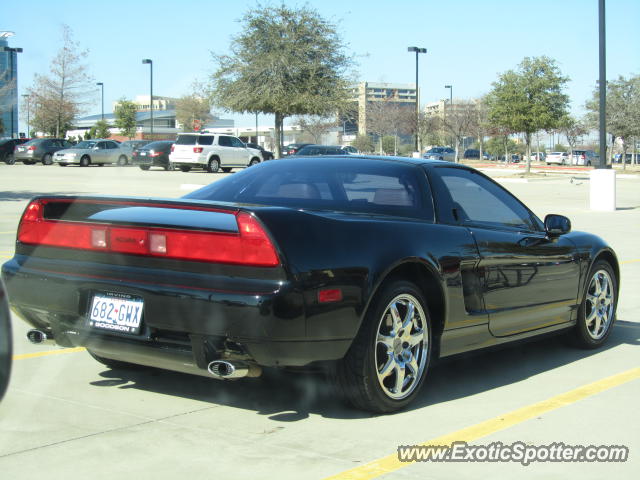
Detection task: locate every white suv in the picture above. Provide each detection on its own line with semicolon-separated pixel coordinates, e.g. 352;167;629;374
169;133;262;172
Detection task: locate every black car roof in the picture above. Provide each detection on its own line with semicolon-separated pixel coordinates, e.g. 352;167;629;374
285;154;460;168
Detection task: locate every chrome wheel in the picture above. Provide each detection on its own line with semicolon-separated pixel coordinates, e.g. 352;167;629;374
584;269;615;340
375;294;428;400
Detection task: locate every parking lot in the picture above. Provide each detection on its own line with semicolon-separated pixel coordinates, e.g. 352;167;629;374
0;163;638;479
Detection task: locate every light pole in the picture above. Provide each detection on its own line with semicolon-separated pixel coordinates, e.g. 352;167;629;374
445;85;453;149
142;58;153;137
1;45;23;138
21;93;29;137
407;46;427;152
96;82;104;121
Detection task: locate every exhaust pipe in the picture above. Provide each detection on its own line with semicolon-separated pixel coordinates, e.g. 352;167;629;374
207;360;261;379
27;329;55;345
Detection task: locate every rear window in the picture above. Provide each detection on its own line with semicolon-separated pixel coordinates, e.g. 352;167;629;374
185;158;433;220
175;135;198;145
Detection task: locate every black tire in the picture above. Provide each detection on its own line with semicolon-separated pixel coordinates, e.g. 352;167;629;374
567;260;617;349
59;163;67;167
333;280;432;413
80;155;90;167
87;350;141;370
5;154;15;165
98;164;104;167
179;166;191;172
42;153;53;165
249;157;261;166
23;160;35;165
117;155;128;166
139;165;150;171
221;167;232;173
207;157;220;173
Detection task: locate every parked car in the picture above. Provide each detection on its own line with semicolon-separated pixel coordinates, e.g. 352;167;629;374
499;154;521;163
546;152;570;165
14;138;73;165
283;143;313;156
294;145;355;156
529;152;546;162
119;140;152;164
463;149;490;160
571;150;596;166
2;156;619;413
132;140;175;170
0;138;29;164
246;142;274;160
53;139;128;167
423;147;455;161
0;278;11;403
169;133;262;172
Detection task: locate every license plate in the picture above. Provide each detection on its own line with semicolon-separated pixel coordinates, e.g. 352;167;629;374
88;293;144;334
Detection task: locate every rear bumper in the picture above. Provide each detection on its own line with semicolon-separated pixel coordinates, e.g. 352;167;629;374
1;255;352;370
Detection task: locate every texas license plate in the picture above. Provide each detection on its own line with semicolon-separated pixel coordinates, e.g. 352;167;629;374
89;293;144;334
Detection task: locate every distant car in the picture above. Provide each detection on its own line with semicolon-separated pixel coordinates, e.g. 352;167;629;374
529;152;546;162
0;278;11;402
246;143;274;161
53;139;129;167
0;138;29;164
546;152;570;165
284;143;313;156
132;140;175;171
294;145;354;156
169;133;262;173
499;154;521;163
463;149;491;160
571;150;596;166
119;140;152;164
423;147;455;161
341;145;359;154
14;138;73;165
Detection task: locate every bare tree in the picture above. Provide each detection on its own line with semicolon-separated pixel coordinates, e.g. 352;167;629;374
441;100;477;162
24;25;94;137
293;114;338;143
559;115;588;160
175;81;213;132
469;97;490;160
366;99;412;154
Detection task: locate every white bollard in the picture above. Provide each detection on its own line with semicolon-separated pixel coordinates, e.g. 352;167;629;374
589;169;616;211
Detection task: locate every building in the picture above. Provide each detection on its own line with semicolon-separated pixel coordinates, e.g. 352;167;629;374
113;95;177;114
351;82;417;136
0;32;22;138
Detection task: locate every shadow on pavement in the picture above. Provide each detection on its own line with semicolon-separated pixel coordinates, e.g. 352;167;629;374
88;319;639;421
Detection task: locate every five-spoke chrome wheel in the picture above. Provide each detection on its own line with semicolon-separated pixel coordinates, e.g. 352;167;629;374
584;269;615;340
375;294;428;400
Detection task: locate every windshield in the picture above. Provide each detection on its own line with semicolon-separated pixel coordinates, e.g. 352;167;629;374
75;141;96;149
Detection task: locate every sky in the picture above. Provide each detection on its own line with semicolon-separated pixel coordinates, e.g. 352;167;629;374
1;0;639;132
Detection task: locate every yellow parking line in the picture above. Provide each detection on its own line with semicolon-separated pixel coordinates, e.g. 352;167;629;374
621;259;640;264
12;347;86;360
324;367;640;480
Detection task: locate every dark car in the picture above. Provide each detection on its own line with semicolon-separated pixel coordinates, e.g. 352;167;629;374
463;149;490;160
246;143;274;160
294;144;353;156
0;138;30;164
131;140;175;171
14;138;73;165
1;156;619;413
284;143;313;156
0;278;11;402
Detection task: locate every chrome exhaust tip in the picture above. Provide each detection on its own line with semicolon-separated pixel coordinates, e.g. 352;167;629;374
207;360;261;379
26;329;55;345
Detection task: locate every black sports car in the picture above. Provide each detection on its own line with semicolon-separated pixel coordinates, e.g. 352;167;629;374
1;156;619;412
131;140;175;170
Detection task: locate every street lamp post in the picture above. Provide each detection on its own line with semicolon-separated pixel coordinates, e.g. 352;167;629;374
21;94;29;137
142;59;153;137
1;45;23;138
407;46;427;153
444;84;453;150
96;82;104;121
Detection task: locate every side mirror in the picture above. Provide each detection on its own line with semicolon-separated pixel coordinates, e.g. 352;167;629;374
544;214;571;237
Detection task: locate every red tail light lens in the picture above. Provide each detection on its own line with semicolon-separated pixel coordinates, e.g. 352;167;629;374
170;145;175;152
27;145;36;151
193;147;203;153
17;199;279;267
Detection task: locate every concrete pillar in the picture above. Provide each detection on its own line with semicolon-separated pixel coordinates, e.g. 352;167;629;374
590;169;616;211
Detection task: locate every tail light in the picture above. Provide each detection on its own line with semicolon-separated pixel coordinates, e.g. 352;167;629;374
581;154;586;160
193;147;203;153
28;145;36;151
17;199;279;267
149;150;160;157
170;145;175;152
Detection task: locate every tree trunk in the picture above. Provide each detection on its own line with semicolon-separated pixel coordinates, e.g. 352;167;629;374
454;137;459;163
525;132;532;174
274;112;283;159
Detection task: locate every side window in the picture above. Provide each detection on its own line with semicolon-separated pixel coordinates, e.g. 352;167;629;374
199;135;214;146
215;136;230;147
107;142;118;149
230;137;245;148
96;142;106;150
432;167;538;231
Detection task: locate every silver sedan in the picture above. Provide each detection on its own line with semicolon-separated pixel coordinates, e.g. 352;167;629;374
53;140;129;167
